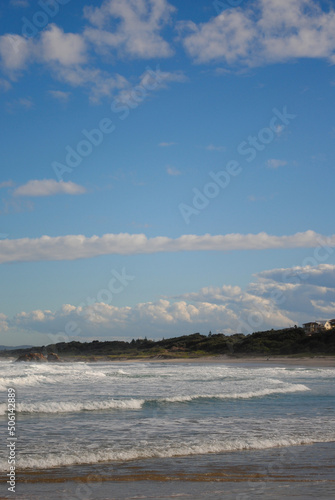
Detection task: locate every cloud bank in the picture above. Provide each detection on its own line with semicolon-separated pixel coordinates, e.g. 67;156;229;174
180;0;335;66
3;263;335;341
0;230;334;264
1;1;335;102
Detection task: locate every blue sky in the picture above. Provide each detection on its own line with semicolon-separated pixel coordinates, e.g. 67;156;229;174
0;0;335;346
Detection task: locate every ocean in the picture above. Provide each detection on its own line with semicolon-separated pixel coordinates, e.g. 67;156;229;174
0;359;335;499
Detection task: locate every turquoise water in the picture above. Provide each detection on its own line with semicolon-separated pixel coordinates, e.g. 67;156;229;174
0;360;335;498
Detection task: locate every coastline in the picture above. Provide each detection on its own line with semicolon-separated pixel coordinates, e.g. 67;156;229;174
2;354;335;367
74;354;335;367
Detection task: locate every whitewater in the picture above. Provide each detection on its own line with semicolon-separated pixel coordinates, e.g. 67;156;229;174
0;359;335;476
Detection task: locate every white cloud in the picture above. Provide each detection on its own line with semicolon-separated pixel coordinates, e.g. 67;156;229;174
84;0;175;59
267;159;287;169
274;124;284;136
0;230;334;264
159;142;177;147
6;263;335;340
267;159;286;169
13;180;86;197
0;34;33;72
180;0;335;67
112;68;186;107
257;264;335;289
179;284;293;333
0;25;87;75
246;265;335;324
6;97;34;113
55;66;129;103
166;166;181;176
0;7;183;103
0;181;14;189
48;90;71;103
179;9;256;65
141;69;187;87
10;0;29;7
10;299;235;339
0;78;11;92
206;144;226;152
40;25;87;66
179;263;335;332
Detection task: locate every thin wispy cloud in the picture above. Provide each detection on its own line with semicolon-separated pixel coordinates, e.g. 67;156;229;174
6;97;33;113
0;230;333;264
0;180;14;189
13;180;86;197
0;78;11;92
159;142;177;147
206;144;226;152
166;167;181;176
48;90;71;103
0;198;34;216
9;0;29;7
267;159;288;169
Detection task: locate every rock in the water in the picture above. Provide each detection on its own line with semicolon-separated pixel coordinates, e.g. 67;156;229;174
16;353;47;362
47;352;61;362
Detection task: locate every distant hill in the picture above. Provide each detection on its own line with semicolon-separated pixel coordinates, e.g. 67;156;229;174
0;345;35;351
0;328;335;360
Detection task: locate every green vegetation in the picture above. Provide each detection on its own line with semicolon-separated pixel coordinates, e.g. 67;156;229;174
1;327;335;361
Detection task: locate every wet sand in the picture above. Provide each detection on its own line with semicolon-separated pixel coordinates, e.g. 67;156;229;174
2;442;335;499
103;355;335;368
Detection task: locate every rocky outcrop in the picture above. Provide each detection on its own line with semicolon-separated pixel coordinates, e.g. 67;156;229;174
16;353;47;362
47;352;61;362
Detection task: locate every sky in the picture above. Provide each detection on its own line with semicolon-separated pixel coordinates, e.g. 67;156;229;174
0;0;335;346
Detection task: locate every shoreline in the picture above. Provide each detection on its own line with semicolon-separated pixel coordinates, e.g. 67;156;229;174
2;354;335;367
3;442;335;500
73;354;335;367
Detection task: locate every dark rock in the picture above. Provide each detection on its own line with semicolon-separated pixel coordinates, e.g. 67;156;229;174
16;353;47;362
47;352;61;362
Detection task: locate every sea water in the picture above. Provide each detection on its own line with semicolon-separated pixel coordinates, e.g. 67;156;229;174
0;360;335;499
